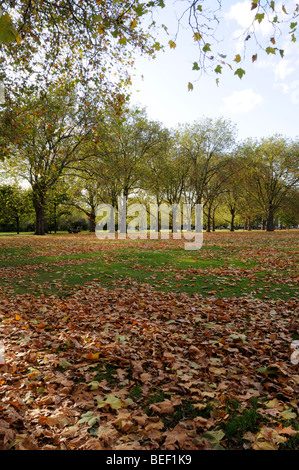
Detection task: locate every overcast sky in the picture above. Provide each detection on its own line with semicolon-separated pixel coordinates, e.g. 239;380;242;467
129;0;299;141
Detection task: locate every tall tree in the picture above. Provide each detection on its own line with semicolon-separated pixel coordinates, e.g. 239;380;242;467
84;108;167;199
66;176;107;233
1;81;95;234
221;156;247;231
240;136;299;231
177;117;237;206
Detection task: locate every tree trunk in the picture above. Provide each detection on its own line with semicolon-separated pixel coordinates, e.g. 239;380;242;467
89;208;96;232
212;213;216;232
266;206;275;231
54;203;57;233
33;190;47;235
206;206;211;233
230;208;235;232
16;216;20;235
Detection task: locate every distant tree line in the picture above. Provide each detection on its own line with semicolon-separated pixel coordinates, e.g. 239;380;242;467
0;83;298;234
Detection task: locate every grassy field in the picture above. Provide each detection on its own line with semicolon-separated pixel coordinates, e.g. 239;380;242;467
0;230;298;300
0;230;298;450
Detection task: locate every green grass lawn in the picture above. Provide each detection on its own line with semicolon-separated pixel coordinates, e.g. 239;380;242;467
0;231;297;300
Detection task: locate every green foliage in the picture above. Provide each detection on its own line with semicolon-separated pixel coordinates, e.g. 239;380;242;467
128;385;143;402
0;184;33;233
0;12;21;44
225;407;263;441
238;136;299;231
1;0;298;91
1;80;97;234
234;68;246;79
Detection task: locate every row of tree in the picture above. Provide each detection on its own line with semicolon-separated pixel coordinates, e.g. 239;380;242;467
0;82;298;234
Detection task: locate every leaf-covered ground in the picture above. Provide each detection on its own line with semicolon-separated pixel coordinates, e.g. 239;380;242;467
0;231;298;450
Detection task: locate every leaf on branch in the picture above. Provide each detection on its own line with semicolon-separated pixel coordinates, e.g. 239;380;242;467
234;54;242;63
255;13;265;23
192;62;200;71
130;19;138;30
252;53;258;62
188;82;194;91
168;40;176;49
202;43;211;53
134;5;146;16
282;5;288;14
234;68;246;79
193;32;202;41
266;46;276;54
118;37;127;45
0;13;20;44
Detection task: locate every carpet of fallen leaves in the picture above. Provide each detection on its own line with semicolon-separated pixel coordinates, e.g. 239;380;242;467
0;232;298;450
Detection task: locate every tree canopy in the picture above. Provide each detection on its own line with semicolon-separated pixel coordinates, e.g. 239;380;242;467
0;2;298;234
0;1;299;92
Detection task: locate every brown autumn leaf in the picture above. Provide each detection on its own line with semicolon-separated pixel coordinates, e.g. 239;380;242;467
46;414;75;429
149;399;175;415
0;232;298;450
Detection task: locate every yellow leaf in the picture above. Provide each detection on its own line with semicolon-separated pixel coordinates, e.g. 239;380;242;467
265;398;284;410
193;32;202;41
15;314;21;321
91;352;100;360
130;19;138;29
98;25;105;35
252;440;277;450
97;394;124;410
168;40;176;49
280;409;297;420
86;351;100;360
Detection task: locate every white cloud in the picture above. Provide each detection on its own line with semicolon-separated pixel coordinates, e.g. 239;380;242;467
275;59;295;80
226;1;255;29
278;79;299;104
289;80;299;104
223;89;263;113
274;82;290;94
226;1;274;38
256;57;295;80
